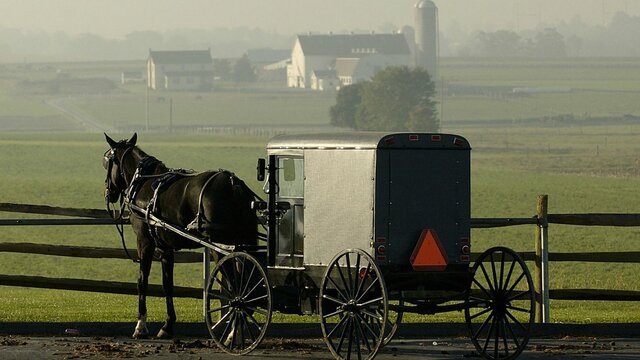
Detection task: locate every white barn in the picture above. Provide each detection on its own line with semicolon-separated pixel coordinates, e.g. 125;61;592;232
287;33;411;90
147;49;213;91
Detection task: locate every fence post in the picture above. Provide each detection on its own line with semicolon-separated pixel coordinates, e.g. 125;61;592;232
535;194;550;323
202;248;210;320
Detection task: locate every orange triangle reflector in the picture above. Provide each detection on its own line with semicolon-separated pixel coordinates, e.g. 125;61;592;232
410;229;449;271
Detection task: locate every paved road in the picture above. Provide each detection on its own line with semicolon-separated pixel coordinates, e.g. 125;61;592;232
1;335;639;359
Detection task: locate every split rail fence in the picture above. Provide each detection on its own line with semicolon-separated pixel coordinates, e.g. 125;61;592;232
1;195;640;324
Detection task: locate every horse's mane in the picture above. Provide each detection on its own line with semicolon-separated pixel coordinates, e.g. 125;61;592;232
130;146;169;174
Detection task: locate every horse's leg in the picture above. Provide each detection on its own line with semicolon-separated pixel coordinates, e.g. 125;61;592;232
157;250;176;339
133;242;154;339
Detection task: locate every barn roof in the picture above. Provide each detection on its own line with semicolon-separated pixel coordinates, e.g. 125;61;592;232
246;48;291;63
311;69;337;78
296;33;410;56
334;58;361;77
149;50;212;64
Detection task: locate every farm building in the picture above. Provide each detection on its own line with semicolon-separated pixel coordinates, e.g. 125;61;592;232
286;1;439;90
147;49;213;90
287;33;412;90
121;71;145;85
247;48;291;82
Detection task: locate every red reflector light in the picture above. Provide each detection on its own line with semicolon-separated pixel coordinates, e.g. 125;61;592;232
377;245;386;254
460;255;470;262
384;136;396;145
409;134;419;141
453;137;465;146
431;135;442;141
359;267;379;278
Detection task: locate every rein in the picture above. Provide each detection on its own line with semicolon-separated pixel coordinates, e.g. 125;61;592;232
104;145;139;263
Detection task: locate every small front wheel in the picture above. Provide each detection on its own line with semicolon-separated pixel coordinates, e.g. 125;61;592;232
465;246;535;360
205;252;272;355
319;248;388;360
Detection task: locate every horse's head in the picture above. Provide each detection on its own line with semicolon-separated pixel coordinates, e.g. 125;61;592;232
103;133;138;204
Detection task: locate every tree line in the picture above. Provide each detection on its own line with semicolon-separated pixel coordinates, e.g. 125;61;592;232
446;12;640;57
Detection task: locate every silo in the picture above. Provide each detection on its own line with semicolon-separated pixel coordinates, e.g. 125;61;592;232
414;0;439;79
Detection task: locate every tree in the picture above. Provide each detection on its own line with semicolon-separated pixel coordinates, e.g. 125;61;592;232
232;53;256;82
475;30;521;57
533;28;566;57
329;83;364;129
213;58;232;80
354;66;439;132
406;104;439;132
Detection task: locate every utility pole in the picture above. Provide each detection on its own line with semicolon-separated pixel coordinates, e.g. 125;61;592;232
440;77;445;126
146;85;150;132
169;97;173;133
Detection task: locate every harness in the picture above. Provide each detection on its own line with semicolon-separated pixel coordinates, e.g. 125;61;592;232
124;156;243;250
105;146;263;261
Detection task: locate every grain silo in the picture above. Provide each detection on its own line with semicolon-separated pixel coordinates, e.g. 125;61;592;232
414;0;439;79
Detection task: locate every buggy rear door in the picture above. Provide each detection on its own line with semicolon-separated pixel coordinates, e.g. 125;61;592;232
383;147;470;268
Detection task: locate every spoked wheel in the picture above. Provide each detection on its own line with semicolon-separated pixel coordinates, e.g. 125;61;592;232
372;291;403;347
465;246;535;360
205;252;272;355
319;249;388;360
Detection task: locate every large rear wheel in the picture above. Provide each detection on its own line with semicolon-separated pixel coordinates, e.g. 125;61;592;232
319;249;388;360
205;252;272;355
465;246;535;360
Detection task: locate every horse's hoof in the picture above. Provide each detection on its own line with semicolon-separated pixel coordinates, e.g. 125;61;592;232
156;329;173;339
132;329;149;339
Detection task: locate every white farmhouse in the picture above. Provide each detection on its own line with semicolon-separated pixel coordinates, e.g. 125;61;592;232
147;49;213;91
287;33;411;90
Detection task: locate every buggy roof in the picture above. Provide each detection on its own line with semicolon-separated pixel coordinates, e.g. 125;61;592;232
266;132;470;150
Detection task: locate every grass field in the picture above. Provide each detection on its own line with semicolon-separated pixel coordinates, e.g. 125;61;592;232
1;58;640;326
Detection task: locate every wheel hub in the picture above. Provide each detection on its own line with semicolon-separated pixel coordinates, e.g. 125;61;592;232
230;297;244;308
342;300;359;313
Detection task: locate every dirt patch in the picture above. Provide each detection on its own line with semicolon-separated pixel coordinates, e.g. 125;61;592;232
1;336;28;346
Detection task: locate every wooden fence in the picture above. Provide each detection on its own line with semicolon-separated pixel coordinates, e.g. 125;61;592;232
1;198;640;324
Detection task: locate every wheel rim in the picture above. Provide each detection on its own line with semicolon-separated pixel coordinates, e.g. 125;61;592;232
369;291;403;347
383;292;403;345
205;252;271;355
465;247;534;360
320;249;388;360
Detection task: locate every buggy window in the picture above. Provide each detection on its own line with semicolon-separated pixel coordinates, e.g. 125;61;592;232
278;157;304;198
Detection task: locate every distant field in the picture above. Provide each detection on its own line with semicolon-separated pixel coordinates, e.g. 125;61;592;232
1;58;640;325
0;57;639;131
70;89;336;129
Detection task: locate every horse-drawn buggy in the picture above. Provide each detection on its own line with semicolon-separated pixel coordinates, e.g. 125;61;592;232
104;132;535;360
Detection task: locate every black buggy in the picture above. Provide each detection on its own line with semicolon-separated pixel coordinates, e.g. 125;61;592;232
199;132;535;360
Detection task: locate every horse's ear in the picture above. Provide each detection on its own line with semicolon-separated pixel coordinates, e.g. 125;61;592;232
105;133;118;148
127;133;137;146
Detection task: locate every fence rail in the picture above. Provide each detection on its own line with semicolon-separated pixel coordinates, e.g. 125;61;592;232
1;199;640;324
0;274;200;299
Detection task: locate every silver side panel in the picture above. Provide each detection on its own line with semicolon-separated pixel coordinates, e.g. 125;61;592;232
303;149;376;266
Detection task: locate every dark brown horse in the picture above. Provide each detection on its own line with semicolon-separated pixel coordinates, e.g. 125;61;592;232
103;133;257;339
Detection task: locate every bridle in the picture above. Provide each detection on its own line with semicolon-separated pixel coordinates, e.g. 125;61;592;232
103;145;138;262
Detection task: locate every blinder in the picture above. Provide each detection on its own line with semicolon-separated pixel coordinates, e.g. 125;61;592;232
103;146;133;204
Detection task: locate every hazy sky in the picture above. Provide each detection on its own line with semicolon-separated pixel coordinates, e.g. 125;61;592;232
2;0;639;38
